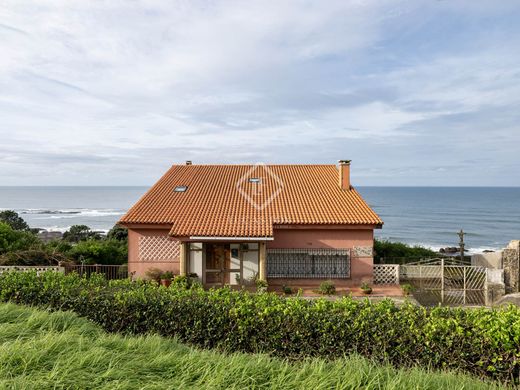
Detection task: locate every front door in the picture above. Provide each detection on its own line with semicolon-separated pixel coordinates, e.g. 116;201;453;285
204;243;241;287
205;243;227;286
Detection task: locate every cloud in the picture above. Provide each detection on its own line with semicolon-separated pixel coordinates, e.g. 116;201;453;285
0;0;519;185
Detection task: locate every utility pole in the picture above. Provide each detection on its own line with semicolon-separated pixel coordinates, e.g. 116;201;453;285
458;229;466;262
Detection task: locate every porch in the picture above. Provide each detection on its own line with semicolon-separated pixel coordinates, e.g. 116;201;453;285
178;241;352;288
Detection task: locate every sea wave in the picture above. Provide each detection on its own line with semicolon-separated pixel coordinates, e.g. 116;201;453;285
16;208;125;217
37;226;110;233
404;242;502;254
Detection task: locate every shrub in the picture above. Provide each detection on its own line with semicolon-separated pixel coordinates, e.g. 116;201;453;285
0;249;69;266
374;239;438;262
255;279;268;293
282;285;293;295
0;271;519;383
318;280;336;295
67;239;127;265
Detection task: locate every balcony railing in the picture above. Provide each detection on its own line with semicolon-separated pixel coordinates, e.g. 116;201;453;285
267;248;350;278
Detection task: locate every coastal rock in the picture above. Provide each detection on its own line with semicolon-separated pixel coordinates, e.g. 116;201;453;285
37;230;63;243
439;247;460;254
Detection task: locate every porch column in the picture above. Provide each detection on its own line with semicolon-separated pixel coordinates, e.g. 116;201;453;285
179;242;187;276
259;242;267;281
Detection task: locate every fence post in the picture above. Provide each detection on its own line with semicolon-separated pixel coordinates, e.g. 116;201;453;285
419;265;423;290
440;258;445;304
463;266;467;305
396;265;400;285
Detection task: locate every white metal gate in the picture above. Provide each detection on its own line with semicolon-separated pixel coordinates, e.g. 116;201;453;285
400;258;487;306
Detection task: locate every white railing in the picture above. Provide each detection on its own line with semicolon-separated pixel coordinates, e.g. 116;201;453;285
373;264;400;285
0;266;61;275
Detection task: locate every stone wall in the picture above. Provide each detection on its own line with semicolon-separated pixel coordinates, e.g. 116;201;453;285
472;251;503;269
503;240;520;294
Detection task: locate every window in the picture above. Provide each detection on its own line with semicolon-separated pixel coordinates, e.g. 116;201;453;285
267;248;350;278
174;185;187;192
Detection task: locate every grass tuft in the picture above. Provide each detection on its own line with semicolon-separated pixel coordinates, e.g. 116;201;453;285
0;303;506;389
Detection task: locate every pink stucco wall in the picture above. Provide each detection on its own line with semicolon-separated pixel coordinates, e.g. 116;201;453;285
128;228;179;278
268;227;374;285
128;225;375;284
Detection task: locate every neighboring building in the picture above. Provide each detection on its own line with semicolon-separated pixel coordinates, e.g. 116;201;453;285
119;161;383;288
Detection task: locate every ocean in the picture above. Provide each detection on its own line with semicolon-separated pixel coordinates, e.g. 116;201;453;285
0;186;519;253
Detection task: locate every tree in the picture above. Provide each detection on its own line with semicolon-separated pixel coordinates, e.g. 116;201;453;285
0;210;30;231
107;225;128;242
0;222;39;254
63;225;101;242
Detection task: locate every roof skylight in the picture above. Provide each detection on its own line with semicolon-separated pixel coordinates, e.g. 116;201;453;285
249;178;261;183
174;185;188;192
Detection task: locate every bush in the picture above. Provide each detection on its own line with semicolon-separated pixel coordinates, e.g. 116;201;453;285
255;279;268;293
0;271;519;383
67;239;127;265
0;249;69;266
282;285;293;295
374;239;438;262
318;280;336;295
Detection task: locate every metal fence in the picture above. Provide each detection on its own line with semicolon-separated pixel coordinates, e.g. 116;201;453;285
63;264;128;280
267;248;350;278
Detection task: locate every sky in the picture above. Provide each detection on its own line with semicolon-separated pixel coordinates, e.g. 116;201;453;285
1;1;519;186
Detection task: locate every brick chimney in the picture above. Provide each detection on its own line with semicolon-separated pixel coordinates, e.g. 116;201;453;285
338;160;351;190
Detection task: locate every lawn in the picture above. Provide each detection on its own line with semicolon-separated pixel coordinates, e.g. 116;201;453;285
0;303;505;390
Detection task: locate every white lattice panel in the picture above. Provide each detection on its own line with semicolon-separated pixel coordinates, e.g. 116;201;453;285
373;264;400;285
0;266;60;275
139;236;180;262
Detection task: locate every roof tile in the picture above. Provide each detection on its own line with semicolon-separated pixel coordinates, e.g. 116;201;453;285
119;164;383;237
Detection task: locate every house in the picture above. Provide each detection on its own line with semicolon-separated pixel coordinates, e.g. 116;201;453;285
119;161;383;288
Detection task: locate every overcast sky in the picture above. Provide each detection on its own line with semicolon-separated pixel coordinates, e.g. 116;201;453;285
1;1;519;186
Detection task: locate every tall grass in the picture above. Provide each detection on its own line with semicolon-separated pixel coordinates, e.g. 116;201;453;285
0;303;505;389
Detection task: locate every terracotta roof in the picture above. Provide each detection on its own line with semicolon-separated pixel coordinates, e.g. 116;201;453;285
119;164;383;237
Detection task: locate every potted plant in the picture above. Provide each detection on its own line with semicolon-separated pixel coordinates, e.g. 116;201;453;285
401;283;414;296
160;271;174;287
360;282;372;295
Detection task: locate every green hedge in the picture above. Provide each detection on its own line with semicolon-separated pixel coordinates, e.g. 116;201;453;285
0;271;519;383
